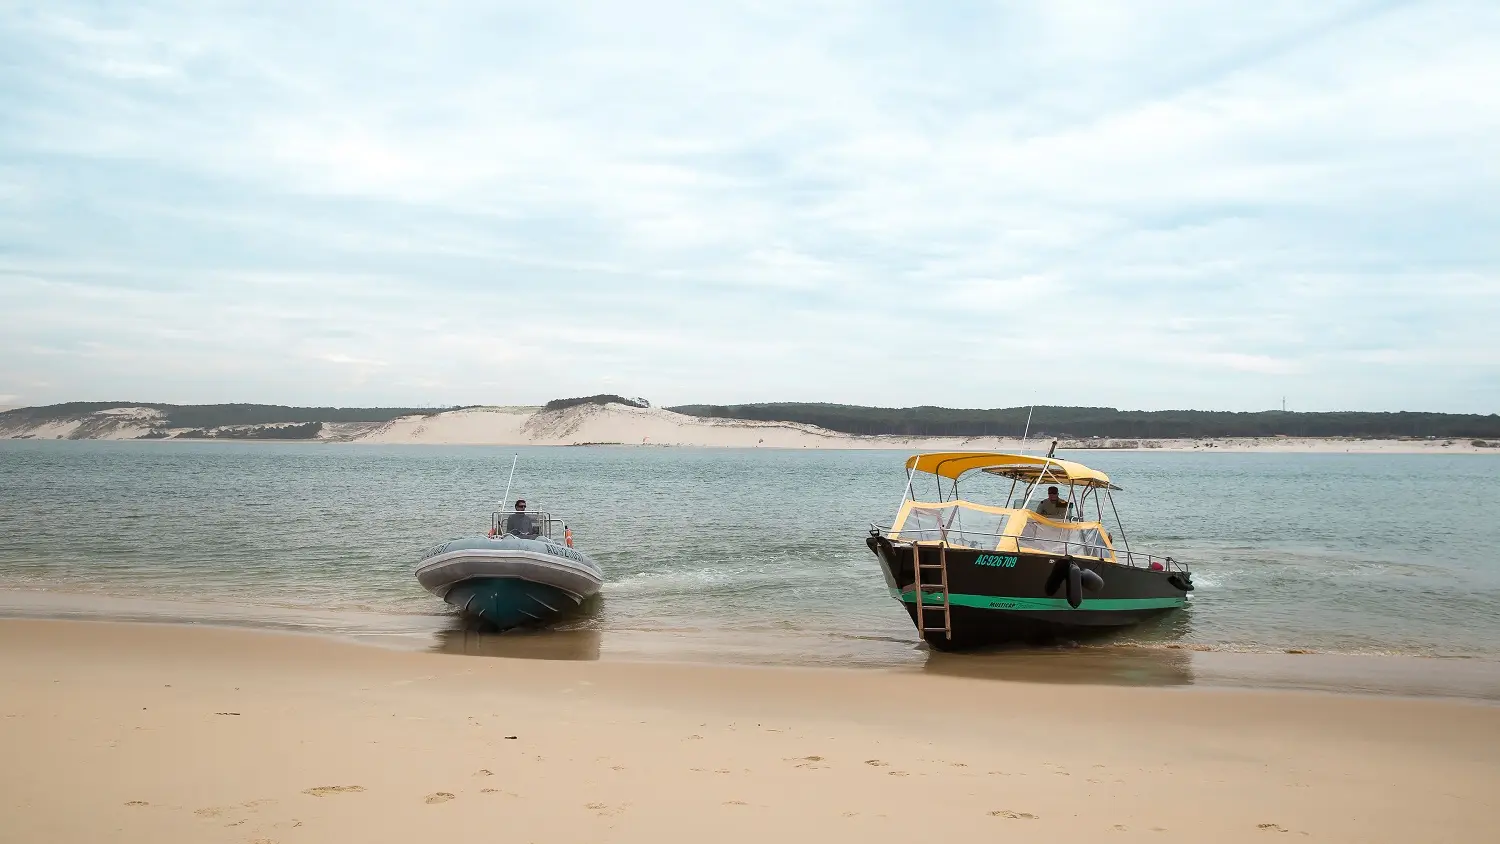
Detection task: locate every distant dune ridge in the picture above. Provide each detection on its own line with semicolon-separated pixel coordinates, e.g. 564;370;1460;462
1;398;1497;452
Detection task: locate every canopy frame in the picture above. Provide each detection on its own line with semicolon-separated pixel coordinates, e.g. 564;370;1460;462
893;446;1140;563
903;450;1120;490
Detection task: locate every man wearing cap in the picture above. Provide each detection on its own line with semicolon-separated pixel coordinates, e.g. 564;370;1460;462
504;499;540;538
1035;486;1072;519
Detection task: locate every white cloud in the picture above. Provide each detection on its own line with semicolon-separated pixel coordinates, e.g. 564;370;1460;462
0;1;1496;412
1202;353;1301;376
317;353;387;367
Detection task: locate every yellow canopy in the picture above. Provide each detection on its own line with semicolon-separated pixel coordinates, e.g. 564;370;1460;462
903;451;1116;489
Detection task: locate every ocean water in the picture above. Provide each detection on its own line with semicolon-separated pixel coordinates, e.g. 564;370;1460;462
1;440;1498;669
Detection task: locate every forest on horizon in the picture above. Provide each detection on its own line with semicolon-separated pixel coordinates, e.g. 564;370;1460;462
4;400;1499;439
666;403;1500;439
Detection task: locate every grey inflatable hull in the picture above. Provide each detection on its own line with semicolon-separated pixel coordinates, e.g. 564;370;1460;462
415;536;604;628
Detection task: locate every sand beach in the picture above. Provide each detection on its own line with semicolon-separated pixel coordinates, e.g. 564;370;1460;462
3;619;1498;844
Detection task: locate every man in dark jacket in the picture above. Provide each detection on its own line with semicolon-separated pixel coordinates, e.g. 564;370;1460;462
505;499;540;538
1036;487;1072;519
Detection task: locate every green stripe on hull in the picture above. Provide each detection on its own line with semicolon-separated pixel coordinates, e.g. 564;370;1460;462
895;589;1185;612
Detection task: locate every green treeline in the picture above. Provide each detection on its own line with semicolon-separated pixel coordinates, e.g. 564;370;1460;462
543;395;650;411
666;403;1500;439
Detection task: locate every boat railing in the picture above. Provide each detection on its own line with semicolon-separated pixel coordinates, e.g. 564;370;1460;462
869;523;1188;572
491;509;560;540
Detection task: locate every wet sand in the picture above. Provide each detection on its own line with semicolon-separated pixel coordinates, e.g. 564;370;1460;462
2;619;1498;843
5;588;1500;703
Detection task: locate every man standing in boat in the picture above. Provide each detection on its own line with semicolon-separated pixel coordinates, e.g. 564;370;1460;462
505;499;541;538
1036;486;1073;519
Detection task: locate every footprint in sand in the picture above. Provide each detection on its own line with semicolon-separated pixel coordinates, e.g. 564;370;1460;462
788;755;827;769
425;793;455;804
124;801;149;807
1257;823;1289;833
302;786;365;798
586;802;626;817
864;759;888;767
724;800;748;806
475;769;493;777
888;771;909;777
990;810;1038;820
193;807;225;818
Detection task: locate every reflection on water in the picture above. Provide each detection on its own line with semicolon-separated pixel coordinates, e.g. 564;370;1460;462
921;644;1196;687
433;621;603;661
429;594;605;660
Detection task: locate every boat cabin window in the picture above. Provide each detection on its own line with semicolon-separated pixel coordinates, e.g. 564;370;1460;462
491;509;555;540
894;503;1012;551
1017;518;1112;561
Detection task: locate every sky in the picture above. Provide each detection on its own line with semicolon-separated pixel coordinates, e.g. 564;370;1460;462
0;1;1497;413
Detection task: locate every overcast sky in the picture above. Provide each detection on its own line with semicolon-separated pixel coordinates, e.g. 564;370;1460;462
1;1;1496;413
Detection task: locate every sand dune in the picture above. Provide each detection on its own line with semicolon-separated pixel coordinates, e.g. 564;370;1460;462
2;619;1497;844
3;402;1495;452
354;403;1497;453
0;405;165;440
361;403;881;447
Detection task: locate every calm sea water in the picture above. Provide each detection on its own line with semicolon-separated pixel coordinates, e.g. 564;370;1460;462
1;440;1498;667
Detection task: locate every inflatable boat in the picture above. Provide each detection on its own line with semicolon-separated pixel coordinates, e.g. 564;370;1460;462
416;508;604;629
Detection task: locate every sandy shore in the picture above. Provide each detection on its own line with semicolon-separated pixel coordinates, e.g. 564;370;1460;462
3;620;1497;843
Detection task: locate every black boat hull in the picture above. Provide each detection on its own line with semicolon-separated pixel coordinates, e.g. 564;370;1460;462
866;535;1190;650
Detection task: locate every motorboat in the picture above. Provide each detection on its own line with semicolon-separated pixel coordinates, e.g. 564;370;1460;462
416;507;603;630
866;445;1193;650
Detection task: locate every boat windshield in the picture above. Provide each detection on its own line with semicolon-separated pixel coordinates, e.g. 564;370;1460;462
1017;516;1112;560
891;502;1116;561
491;509;558;540
892;502;1012;550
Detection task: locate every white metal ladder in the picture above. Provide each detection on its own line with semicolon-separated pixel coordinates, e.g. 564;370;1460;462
913;542;952;641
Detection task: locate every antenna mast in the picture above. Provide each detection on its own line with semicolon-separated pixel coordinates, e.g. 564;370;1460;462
499;454;519;508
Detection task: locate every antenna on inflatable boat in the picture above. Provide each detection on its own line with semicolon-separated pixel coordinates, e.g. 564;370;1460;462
1020;404;1035;452
499;454;519;509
